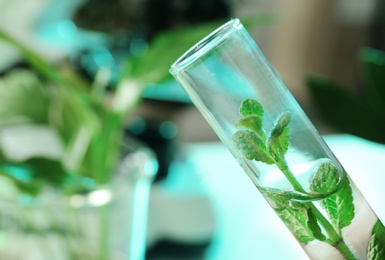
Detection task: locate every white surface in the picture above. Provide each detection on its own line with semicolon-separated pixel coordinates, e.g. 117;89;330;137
179;134;385;260
0;124;64;161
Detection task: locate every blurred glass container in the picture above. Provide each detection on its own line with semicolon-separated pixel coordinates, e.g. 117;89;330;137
0;136;157;260
169;18;385;259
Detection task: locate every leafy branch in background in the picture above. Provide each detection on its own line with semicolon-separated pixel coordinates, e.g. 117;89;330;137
306;47;385;144
118;15;275;86
0;34;122;193
0;15;275;196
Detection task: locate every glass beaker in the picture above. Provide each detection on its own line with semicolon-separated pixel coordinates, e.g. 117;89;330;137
169;18;384;260
0;136;157;260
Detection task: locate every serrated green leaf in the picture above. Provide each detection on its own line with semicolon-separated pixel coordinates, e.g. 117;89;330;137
276;203;315;243
232;130;274;164
307;206;327;241
268;112;291;161
263;189;325;242
310;162;354;230
261;188;289;211
239;98;264;118
368;219;385;260
264;190;315;244
235;115;267;142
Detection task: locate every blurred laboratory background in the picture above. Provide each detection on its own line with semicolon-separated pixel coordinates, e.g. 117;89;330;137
0;0;384;259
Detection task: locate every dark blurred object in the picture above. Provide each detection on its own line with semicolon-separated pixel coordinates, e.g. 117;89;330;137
70;0;233;92
144;0;232;40
146;240;210;260
368;0;385;51
126;117;178;182
72;0;145;36
72;0;232;39
306;47;385;144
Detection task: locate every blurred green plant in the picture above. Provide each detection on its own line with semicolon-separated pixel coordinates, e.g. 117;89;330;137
119;15;275;86
0;15;275;196
306;47;385;144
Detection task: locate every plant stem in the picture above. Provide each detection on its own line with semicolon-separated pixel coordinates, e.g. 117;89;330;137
98;205;109;260
277;159;357;259
276;160;306;193
335;239;358;260
307;203;340;242
308;203;357;259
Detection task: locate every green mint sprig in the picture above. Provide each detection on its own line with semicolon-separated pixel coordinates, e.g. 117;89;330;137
232;98;363;259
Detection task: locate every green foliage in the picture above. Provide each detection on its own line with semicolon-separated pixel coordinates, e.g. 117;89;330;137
268;112;291;163
306;47;385;144
263;190;326;243
232;130;274;163
232;98;273;164
236;116;266;141
119;15;276;87
277;202;319;243
236;98;267;141
310;162;354;231
0;31;89;93
306;206;327;242
239;98;264;117
0;32;124;194
0;69;48;125
361;48;385;111
0;167;41;196
368;220;385;260
0;15;275;195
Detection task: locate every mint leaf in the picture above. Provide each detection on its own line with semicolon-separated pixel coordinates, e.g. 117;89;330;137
263;189;326;242
310;162;354;230
239;98;264;117
276;202;316;243
232;130;274;164
268;112;291;161
263;190;315;243
235;115;267;142
368;220;385;260
307;206;327;241
261;188;289;211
